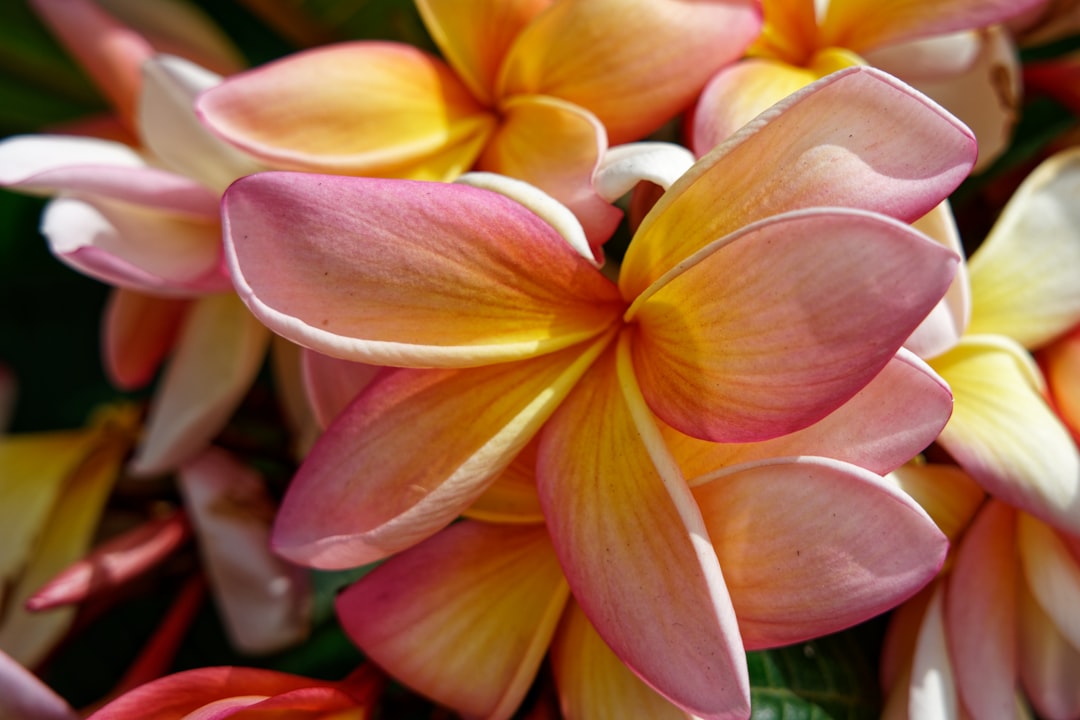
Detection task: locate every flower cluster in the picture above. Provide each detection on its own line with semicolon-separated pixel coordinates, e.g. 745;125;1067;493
1;0;1079;718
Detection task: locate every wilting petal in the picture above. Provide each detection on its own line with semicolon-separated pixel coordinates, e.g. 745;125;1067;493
691;49;862;153
272;335;611;569
139;54;264;192
886;462;985;541
629;208;957;442
0;650;78;720
179;448;310;653
499;0;761;144
905;201;971;359
945;500;1020;720
967;147;1080;347
300;350;381;430
130;294;271;476
224;173;623;367
551;601;691;720
693;456;946;649
196;43;494;177
42;196;229;296
463;440;544;524
665;348;951;477
538;337;749;719
337;521;567;720
476;95;621;248
621;66;975;296
933;334;1080;533
30;0;153;129
415;0;550;105
1018;514;1080;652
102;289;188;390
819;0;1043;53
1017;574;1080;720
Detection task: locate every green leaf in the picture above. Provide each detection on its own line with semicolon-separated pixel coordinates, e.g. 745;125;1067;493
748;627;883;720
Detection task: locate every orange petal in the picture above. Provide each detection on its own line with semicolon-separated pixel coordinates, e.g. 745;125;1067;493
102;289;188;390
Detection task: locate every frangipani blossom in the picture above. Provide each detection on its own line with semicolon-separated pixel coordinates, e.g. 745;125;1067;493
196;0;762;245
223;67;972;718
692;0;1042;170
918;147;1080;533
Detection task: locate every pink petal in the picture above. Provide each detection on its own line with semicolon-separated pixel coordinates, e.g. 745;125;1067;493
272;336;611;569
693;456;947;649
300;349;381;430
1017;575;1080;720
1017;514;1080;653
223;173;623;367
0;649;78;720
945;500;1020;719
102;289;189;390
129;294;270;476
537;337;750;719
629;208;957;442
336;521;567;720
663;348;953;477
621;65;976;298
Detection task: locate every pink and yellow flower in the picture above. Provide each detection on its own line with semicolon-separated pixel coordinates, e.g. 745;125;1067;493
195;0;762;245
221;66;973;718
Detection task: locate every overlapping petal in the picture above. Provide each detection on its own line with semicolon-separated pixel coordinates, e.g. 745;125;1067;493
621;66;976;296
129;294;271;476
663;349;953;477
905;584;959;720
498;0;762;144
223;173;623;367
904;201;971;359
537;338;749;719
933;334;1080;533
966;146;1080;348
300;350;381;430
1017;514;1080;652
102;289;188;390
886;461;985;541
336;521;567;720
1043;325;1080;440
1017;577;1080;720
272;336;611;569
463;440;545;524
693;456;947;649
628;208;957;442
196;43;495;177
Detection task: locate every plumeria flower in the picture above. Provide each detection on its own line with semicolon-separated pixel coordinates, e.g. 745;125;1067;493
691;0;1044;170
222;66;974;718
914;147;1080;533
195;0;762;246
0;0;272;476
1043;322;1080;444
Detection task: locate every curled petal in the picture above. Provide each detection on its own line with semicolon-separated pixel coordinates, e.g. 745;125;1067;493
102;289;188;390
129;294;270;476
594;142;696;203
272;335;611;569
550;601;691;720
538;337;749;719
630;208;957;442
665;348;953;477
967;146;1080;347
693;456;947;649
499;0;762;144
1017;514;1080;652
945;500;1020;720
224;173;623;368
933;334;1080;533
622;65;976;296
197;43;494;177
337;522;567;720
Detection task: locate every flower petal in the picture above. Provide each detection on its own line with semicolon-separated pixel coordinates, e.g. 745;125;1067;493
415;0;550;105
102;289;188;390
475;94;621;249
907;583;960;720
550;601;691;720
129;294;271;476
945;500;1019;720
337;521;567;720
223;173;623;367
904;201;971;359
886;461;985;541
196;43;494;177
1043;326;1080;440
499;0;761;144
1017;574;1080;720
178;448;310;654
663;348;953;477
0;650;78;720
629;208;957;442
622;65;975;297
272;335;611;569
1018;513;1080;652
693;456;946;649
463;439;544;524
933;334;1080;533
593;142;696;203
300;350;381;430
537;336;749;719
967;146;1080;347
